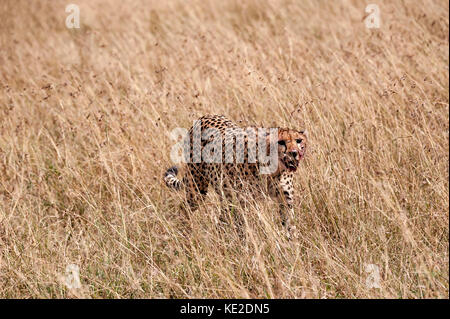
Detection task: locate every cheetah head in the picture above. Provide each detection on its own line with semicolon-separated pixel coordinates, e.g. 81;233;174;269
276;128;307;172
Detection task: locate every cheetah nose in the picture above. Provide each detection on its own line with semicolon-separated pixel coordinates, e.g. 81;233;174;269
289;150;298;159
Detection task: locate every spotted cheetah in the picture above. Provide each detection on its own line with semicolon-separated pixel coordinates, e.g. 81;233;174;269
164;114;307;233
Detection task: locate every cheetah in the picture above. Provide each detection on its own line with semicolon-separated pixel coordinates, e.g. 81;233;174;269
164;114;307;233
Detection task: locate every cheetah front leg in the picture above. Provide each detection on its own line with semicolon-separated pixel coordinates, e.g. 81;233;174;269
277;172;295;237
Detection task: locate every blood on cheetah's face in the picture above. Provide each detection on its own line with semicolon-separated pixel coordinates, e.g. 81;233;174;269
277;129;307;172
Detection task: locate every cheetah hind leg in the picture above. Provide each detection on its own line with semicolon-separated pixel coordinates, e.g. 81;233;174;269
214;185;246;240
180;173;209;219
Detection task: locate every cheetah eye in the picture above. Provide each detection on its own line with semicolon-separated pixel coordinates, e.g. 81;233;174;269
278;140;286;146
296;139;303;144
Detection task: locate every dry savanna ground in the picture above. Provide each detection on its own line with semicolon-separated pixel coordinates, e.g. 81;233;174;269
0;0;448;298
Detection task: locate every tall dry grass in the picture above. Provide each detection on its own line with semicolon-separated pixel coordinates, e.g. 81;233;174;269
0;0;448;298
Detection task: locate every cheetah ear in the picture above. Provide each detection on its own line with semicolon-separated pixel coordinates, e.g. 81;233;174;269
300;129;308;137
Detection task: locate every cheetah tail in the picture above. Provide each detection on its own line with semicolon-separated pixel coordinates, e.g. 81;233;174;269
163;166;183;190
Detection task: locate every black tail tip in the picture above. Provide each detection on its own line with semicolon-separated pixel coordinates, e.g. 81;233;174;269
164;166;178;177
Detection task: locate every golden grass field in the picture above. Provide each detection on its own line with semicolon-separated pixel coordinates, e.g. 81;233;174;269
0;0;448;298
